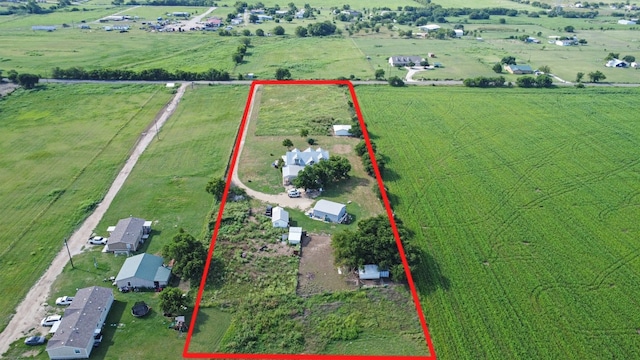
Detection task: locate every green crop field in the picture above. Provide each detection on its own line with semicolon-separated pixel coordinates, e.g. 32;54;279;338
356;85;640;359
0;84;173;333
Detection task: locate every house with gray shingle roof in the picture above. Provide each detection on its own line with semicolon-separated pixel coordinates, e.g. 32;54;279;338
46;286;113;359
115;253;171;289
106;217;149;255
389;55;423;67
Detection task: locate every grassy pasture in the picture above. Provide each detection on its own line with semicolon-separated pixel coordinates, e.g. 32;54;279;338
94;85;248;248
0;84;173;333
356;85;640;359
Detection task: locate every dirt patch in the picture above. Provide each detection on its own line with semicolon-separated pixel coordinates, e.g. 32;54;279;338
331;144;352;155
297;234;358;296
0;82;19;97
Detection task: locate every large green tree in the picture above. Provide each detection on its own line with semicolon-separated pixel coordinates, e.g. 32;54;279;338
17;73;39;89
158;287;189;315
206;178;226;201
275;68;291;80
588;70;606;83
163;229;207;286
332;215;418;281
292;156;351;190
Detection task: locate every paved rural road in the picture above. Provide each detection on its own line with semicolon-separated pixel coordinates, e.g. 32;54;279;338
0;83;188;355
230;84;315;212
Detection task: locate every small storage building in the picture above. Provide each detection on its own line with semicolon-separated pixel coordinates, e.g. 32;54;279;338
312;200;347;223
333;125;352;136
358;265;390;280
115;253;171;289
272;206;289;228
288;227;303;245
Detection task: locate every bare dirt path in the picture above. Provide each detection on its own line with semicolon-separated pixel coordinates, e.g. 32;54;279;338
230;85;314;211
0;83;188;355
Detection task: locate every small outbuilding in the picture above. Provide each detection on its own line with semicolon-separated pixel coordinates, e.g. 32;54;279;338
605;59;629;68
106;217;149;255
358;264;390;280
312;199;347;223
115;253;171;289
288;227;303;245
333;125;352;136
453;29;463;37
272;206;289;228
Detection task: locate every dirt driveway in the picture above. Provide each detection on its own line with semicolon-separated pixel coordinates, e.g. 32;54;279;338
230;85;315;211
0;83;188;355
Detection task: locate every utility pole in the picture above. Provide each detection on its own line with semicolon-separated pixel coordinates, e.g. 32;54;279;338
64;238;74;269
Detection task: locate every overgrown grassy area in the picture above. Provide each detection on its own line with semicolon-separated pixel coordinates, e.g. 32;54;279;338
191;199;428;356
0;84;172;333
356;85;640;359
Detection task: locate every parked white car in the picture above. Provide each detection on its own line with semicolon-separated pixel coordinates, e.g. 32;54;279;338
41;315;62;326
55;296;74;306
88;236;107;245
287;189;301;198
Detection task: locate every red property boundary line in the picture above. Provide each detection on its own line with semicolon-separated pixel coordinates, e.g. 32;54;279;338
183;79;436;360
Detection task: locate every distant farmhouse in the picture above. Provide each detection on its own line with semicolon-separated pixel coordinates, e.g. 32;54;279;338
32;25;56;31
172;12;190;17
505;64;533;74
281;147;329;185
46;286;113;359
389;55;423;67
419;24;440;32
106;217;151;255
618;19;637;25
605;59;629;68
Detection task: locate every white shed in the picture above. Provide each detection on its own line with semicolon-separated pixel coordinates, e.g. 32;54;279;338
272;206;289;228
358;265;390;280
312;200;347;223
288;227;303;245
333;125;352;136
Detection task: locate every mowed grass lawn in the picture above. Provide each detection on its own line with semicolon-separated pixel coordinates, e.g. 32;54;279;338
0;84;173;332
356;86;640;360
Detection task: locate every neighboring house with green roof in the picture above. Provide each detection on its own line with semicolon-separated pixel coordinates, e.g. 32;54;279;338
115;253;171;289
505;64;533;74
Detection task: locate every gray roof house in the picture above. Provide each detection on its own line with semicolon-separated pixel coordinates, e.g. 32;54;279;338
388;55;423;67
504;64;533;74
281;147;329;185
312;199;347;223
106;217;149;254
115;253;171;289
46;286;114;359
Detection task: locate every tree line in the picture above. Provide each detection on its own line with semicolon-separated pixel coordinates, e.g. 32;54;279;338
51;66;230;81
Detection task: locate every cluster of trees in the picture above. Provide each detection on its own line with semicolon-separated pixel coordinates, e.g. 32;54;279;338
463;76;506;88
294;21;338;37
291;156;351;190
605;52;635;63
515;74;553;88
4;70;40;89
51;66;230;81
235;1;316;19
162;229;208;285
388;76;404;87
232;39;250;64
158;287;190;315
355;139;386;177
332;215;418;282
272;25;285;35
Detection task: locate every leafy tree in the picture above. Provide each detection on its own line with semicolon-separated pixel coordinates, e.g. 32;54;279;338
516;76;536;88
535;74;553;88
256;28;265;36
158;287;189;315
282;138;293;149
273;25;285;35
623;55;636;63
240;37;251;46
249;14;259;23
564;25;575;32
295;26;307;37
419;60;429;67
232;52;244;64
206;178;226;201
7;69;18;83
292;156;351;190
492;63;503;73
355;139;376;157
242;29;251;36
578;39;587;45
300;129;309;137
374;69;385;80
501;56;516;65
17;73;39;89
275;67;291;80
332;215;418;281
538;65;551;74
162;229;207;285
575;72;584;83
604;52;620;61
388;76;404;87
306;21;337;36
588;70;606;82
